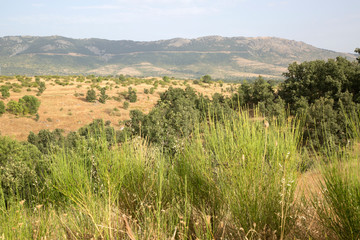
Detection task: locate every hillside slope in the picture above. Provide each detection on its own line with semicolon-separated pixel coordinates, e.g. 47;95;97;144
0;35;355;79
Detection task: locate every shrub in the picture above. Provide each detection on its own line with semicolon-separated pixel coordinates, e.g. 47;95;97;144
0;101;5;116
127;87;137;103
123;101;129;110
129;87;202;151
1;86;10;99
27;129;65;154
12;88;21;93
37;81;46;95
86;89;97;102
19;95;41;115
98;87;108;104
0;136;47;203
144;88;149;94
201;74;212;83
162;76;170;83
6;100;24;115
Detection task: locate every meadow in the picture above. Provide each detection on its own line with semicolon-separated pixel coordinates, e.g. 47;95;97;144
0;55;360;239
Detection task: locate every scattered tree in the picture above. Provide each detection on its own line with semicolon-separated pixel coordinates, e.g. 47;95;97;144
127;87;137;103
86;89;97;102
1;86;10;99
98;87;108;104
123;101;130;109
0;101;5;116
201;74;212;83
20;95;41;115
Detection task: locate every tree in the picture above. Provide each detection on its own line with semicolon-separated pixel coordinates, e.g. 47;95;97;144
355;48;360;63
0;101;5;116
0;136;46;202
98;87;108;104
279;56;360;148
20;95;41;115
126;87;137;103
37;81;46;96
279;57;360;111
123;101;129;109
7;100;24;115
201;74;212;83
1;86;10;99
163;76;170;83
86;89;97;102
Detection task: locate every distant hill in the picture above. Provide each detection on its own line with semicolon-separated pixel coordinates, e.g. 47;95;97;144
0;35;355;79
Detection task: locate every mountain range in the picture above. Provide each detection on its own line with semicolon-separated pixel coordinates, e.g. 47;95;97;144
0;35;355;79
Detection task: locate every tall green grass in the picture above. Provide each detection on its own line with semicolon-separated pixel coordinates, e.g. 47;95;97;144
176;110;301;239
1;110;304;239
311;109;360;240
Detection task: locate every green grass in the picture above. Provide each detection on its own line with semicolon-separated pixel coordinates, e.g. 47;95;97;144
1;108;360;239
310;109;360;240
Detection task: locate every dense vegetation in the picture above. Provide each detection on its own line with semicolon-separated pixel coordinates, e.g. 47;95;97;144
0;51;359;239
6;95;41;116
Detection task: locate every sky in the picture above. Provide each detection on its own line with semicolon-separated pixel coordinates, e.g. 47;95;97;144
1;0;359;53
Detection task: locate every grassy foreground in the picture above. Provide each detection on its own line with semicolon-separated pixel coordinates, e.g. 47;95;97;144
0;109;359;239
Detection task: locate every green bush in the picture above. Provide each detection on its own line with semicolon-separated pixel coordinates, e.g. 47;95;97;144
6;100;24;115
0;136;47;203
6;96;41;116
98;87;108;104
1;86;10;99
0;101;5;116
127;87;137;103
86;89;97;102
149;87;155;94
27;129;65;154
123;101;129;109
201;74;212;83
162;76;170;83
37;81;46;96
129;87;203;151
20;95;41;115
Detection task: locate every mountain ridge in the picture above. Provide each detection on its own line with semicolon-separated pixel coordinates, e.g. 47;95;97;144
0;35;355;79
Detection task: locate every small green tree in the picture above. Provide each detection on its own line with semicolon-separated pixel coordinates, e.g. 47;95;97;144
20;95;41;115
1;86;10;99
127;87;137;103
6;100;24;115
0;101;5;116
37;81;46;96
123;101;129;109
86;89;97;102
163;76;170;83
150;87;155;94
98;87;108;104
201;74;212;83
0;136;46;202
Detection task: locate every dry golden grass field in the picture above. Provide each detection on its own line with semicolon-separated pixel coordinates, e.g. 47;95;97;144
0;76;234;140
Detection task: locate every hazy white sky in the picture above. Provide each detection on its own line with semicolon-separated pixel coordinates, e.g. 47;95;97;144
1;0;359;53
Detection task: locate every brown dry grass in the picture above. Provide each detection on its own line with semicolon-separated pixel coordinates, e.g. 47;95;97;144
0;77;232;140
